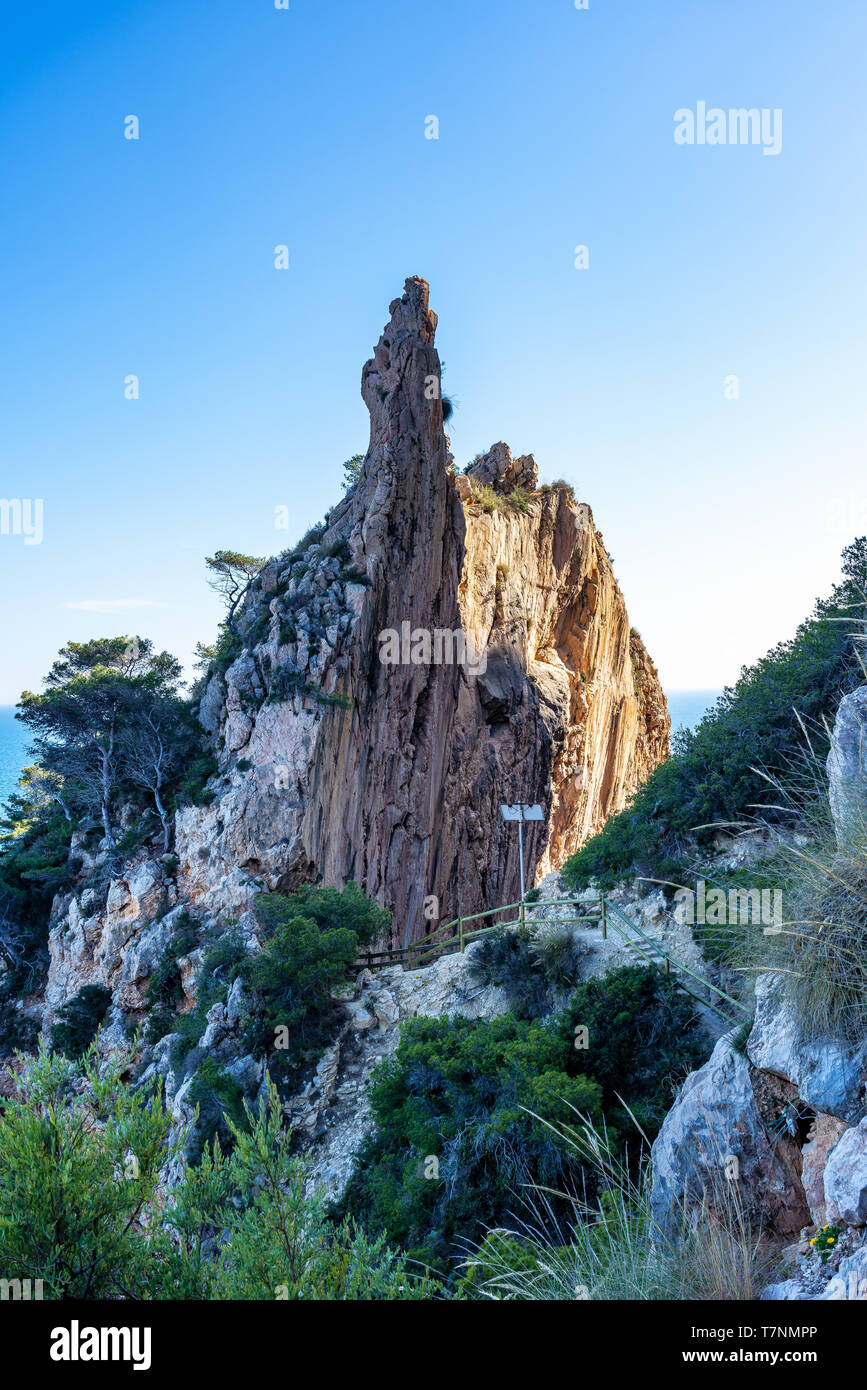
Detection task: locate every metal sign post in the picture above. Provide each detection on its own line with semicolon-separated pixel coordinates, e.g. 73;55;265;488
500;803;543;917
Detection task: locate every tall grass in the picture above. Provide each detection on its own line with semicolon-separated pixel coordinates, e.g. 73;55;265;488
459;1110;775;1301
690;705;867;1043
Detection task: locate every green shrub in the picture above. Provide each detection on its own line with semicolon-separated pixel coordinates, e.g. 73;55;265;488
172;925;249;1064
115;818;155;856
457;1230;544;1296
52;984;112;1059
468;919;592;1015
185;1057;248;1165
0;1048;429;1300
468;481;498;513
169;886;388;1086
339;966;709;1278
178;752;219;807
552;966;708;1140
241;884;390;1080
529;919;593;992
0;790;76;1054
467;926;552;1018
504;486;531;513
267;667;352;709
144;911;198;1045
337;1011;601;1279
341;455;365;492
459;1113;774;1301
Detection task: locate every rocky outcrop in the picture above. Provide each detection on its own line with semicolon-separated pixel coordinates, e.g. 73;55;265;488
175;278;668;947
747;972;867;1126
651;686;867;1297
650;1035;810;1235
801;1114;850;1227
827;685;867;848
824;1119;867;1226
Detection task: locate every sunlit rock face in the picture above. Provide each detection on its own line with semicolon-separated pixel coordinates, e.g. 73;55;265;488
173;277;668;946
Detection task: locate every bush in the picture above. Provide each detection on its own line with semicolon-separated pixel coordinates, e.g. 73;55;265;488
0;1047;429;1300
167;885;389;1090
52;984;112;1059
171;925;249;1064
337;1012;602;1279
339;966;709;1279
241;883;390;1080
529;920;592;992
144;911;198;1046
504;486;531;513
468;481;498;513
459;1113;775;1301
0;793;76;1054
177;752;219;807
552;966;708;1141
468;919;592;1015
467;926;551;1017
184;1057;248;1165
710;762;867;1042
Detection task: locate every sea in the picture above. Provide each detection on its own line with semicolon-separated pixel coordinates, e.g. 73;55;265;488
665;689;722;736
0;708;35;812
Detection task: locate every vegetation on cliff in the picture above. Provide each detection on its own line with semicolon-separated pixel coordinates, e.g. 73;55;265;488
337;965;707;1281
563;538;867;893
0;1048;429;1300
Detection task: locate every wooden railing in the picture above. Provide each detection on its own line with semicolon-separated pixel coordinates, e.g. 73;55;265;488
356;894;749;1028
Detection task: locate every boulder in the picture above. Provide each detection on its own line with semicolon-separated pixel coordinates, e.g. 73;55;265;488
801;1114;850;1226
826;685;867;848
820;1243;867;1299
651;1035;810;1235
464;441;538;493
824;1118;867;1225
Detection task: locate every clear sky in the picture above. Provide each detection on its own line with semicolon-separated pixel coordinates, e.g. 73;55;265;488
1;0;865;704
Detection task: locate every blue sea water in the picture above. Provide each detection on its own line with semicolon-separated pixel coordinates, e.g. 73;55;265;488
0;708;33;810
665;689;722;734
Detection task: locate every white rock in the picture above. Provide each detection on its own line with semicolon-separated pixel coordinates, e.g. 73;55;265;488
826;686;867;848
824;1117;867;1225
747;973;867;1124
650;1035;809;1235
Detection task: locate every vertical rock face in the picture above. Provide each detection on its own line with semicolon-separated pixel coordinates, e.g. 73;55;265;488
827;685;867;848
175;278;669;944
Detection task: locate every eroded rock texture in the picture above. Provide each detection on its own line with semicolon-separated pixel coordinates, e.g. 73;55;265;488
176;277;668;945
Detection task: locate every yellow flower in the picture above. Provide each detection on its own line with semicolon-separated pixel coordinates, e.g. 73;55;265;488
810;1239;816;1246
827;1237;835;1244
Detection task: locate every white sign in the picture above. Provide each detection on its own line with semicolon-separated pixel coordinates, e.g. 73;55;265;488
500;804;544;822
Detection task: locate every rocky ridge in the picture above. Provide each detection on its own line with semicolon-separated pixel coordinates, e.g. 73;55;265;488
174;277;669;947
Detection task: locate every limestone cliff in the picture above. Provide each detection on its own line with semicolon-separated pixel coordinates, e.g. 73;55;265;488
175;277;669;946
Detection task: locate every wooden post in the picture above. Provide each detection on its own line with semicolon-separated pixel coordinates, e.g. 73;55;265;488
601;900;607;940
459;916;464;953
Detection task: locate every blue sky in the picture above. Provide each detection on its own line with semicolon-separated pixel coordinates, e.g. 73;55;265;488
1;0;865;704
